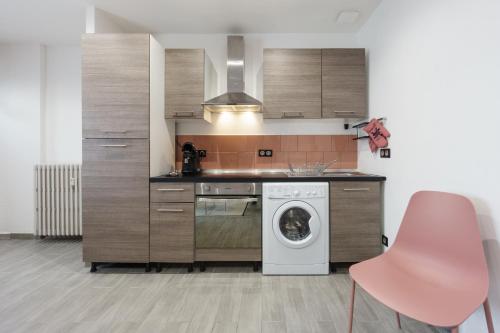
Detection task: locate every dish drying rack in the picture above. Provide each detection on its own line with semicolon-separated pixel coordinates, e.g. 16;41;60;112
286;160;336;177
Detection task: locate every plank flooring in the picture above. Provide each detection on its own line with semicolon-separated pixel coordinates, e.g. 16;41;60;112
0;239;443;333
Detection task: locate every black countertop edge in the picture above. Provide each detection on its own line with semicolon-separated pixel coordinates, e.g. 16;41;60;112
150;172;386;183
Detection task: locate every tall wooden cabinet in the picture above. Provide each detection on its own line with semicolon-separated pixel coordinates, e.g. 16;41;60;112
330;181;382;264
82;34;174;269
82;34;150;139
263;49;322;119
322;49;367;119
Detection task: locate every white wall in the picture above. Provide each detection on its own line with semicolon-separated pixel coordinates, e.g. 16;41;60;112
357;0;500;331
0;44;45;233
44;45;82;163
154;33;360;135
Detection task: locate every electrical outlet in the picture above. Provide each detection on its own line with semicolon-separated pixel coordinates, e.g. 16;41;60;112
258;149;273;157
382;235;389;247
380;148;391;158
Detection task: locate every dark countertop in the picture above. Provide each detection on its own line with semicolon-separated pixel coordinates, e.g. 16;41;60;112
150;171;386;183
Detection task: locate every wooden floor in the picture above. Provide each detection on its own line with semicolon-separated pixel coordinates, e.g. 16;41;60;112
0;239;443;333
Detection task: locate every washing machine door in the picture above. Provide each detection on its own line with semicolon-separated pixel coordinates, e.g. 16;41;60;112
272;200;321;249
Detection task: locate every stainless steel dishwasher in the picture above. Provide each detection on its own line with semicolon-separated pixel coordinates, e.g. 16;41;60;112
195;182;262;271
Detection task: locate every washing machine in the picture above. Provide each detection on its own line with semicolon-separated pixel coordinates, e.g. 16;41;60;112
262;182;329;275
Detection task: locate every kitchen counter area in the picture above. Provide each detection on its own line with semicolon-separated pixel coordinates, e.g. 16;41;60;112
150;170;386;183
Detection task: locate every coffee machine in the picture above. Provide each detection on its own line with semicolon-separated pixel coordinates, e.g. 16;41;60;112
181;142;201;175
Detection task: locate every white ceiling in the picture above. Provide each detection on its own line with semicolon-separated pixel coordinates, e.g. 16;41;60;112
0;0;87;44
0;0;381;44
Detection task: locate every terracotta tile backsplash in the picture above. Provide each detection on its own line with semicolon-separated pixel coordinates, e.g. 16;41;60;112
176;135;357;170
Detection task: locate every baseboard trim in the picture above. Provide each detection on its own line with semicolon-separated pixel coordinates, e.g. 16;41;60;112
0;234;10;240
9;233;35;239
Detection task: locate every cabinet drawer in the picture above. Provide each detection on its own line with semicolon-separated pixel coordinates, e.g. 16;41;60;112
150;182;194;203
82;138;149;263
330;181;382;263
150;203;194;262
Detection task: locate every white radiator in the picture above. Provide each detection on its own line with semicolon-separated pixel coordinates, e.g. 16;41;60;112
35;164;82;236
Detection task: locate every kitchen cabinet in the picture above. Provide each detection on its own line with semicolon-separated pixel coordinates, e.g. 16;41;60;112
322;49;367;119
82;139;149;263
330;181;382;263
150;203;195;263
165;49;217;120
82;34;150;139
149;183;195;265
82;34;175;269
263;49;322;119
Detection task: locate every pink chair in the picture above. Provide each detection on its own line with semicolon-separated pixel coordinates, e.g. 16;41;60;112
348;191;494;333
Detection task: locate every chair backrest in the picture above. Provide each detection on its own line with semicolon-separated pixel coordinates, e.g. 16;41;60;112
390;191;489;286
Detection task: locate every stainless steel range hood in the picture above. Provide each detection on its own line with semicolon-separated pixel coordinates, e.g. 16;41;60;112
203;36;262;113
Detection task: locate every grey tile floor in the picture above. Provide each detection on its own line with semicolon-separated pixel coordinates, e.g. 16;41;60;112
0;239;441;333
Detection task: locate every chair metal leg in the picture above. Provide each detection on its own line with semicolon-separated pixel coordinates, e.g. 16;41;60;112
395;312;401;329
484;298;495;333
348;280;356;333
451;327;459;333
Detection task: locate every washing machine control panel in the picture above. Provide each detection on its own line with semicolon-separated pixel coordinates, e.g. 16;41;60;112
266;183;327;199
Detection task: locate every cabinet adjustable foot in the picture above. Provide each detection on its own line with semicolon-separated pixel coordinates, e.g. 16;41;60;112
253;262;260;272
145;263;151;273
155;263;162;273
90;262;97;273
187;264;194;273
199;262;206;272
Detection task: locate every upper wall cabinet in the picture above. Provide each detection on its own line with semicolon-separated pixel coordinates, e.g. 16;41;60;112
82;34;150;139
165;49;217;120
322;49;367;119
263;49;322;119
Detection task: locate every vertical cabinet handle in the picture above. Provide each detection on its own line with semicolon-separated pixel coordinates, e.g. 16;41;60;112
156;208;185;213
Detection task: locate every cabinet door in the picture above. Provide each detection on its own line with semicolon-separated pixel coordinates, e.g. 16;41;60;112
165;49;205;119
322;49;367;119
82;34;150;139
150;203;194;262
82;139;149;263
330;181;382;263
263;49;321;119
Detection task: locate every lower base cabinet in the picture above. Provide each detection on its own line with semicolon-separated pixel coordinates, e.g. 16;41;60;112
149;183;195;264
150;203;194;262
330;181;382;263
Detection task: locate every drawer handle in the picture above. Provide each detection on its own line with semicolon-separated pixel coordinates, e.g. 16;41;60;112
156;188;185;192
282;112;304;119
334;111;356;114
99;145;128;148
157;208;184;213
343;188;370;191
101;130;128;133
174;112;194;118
